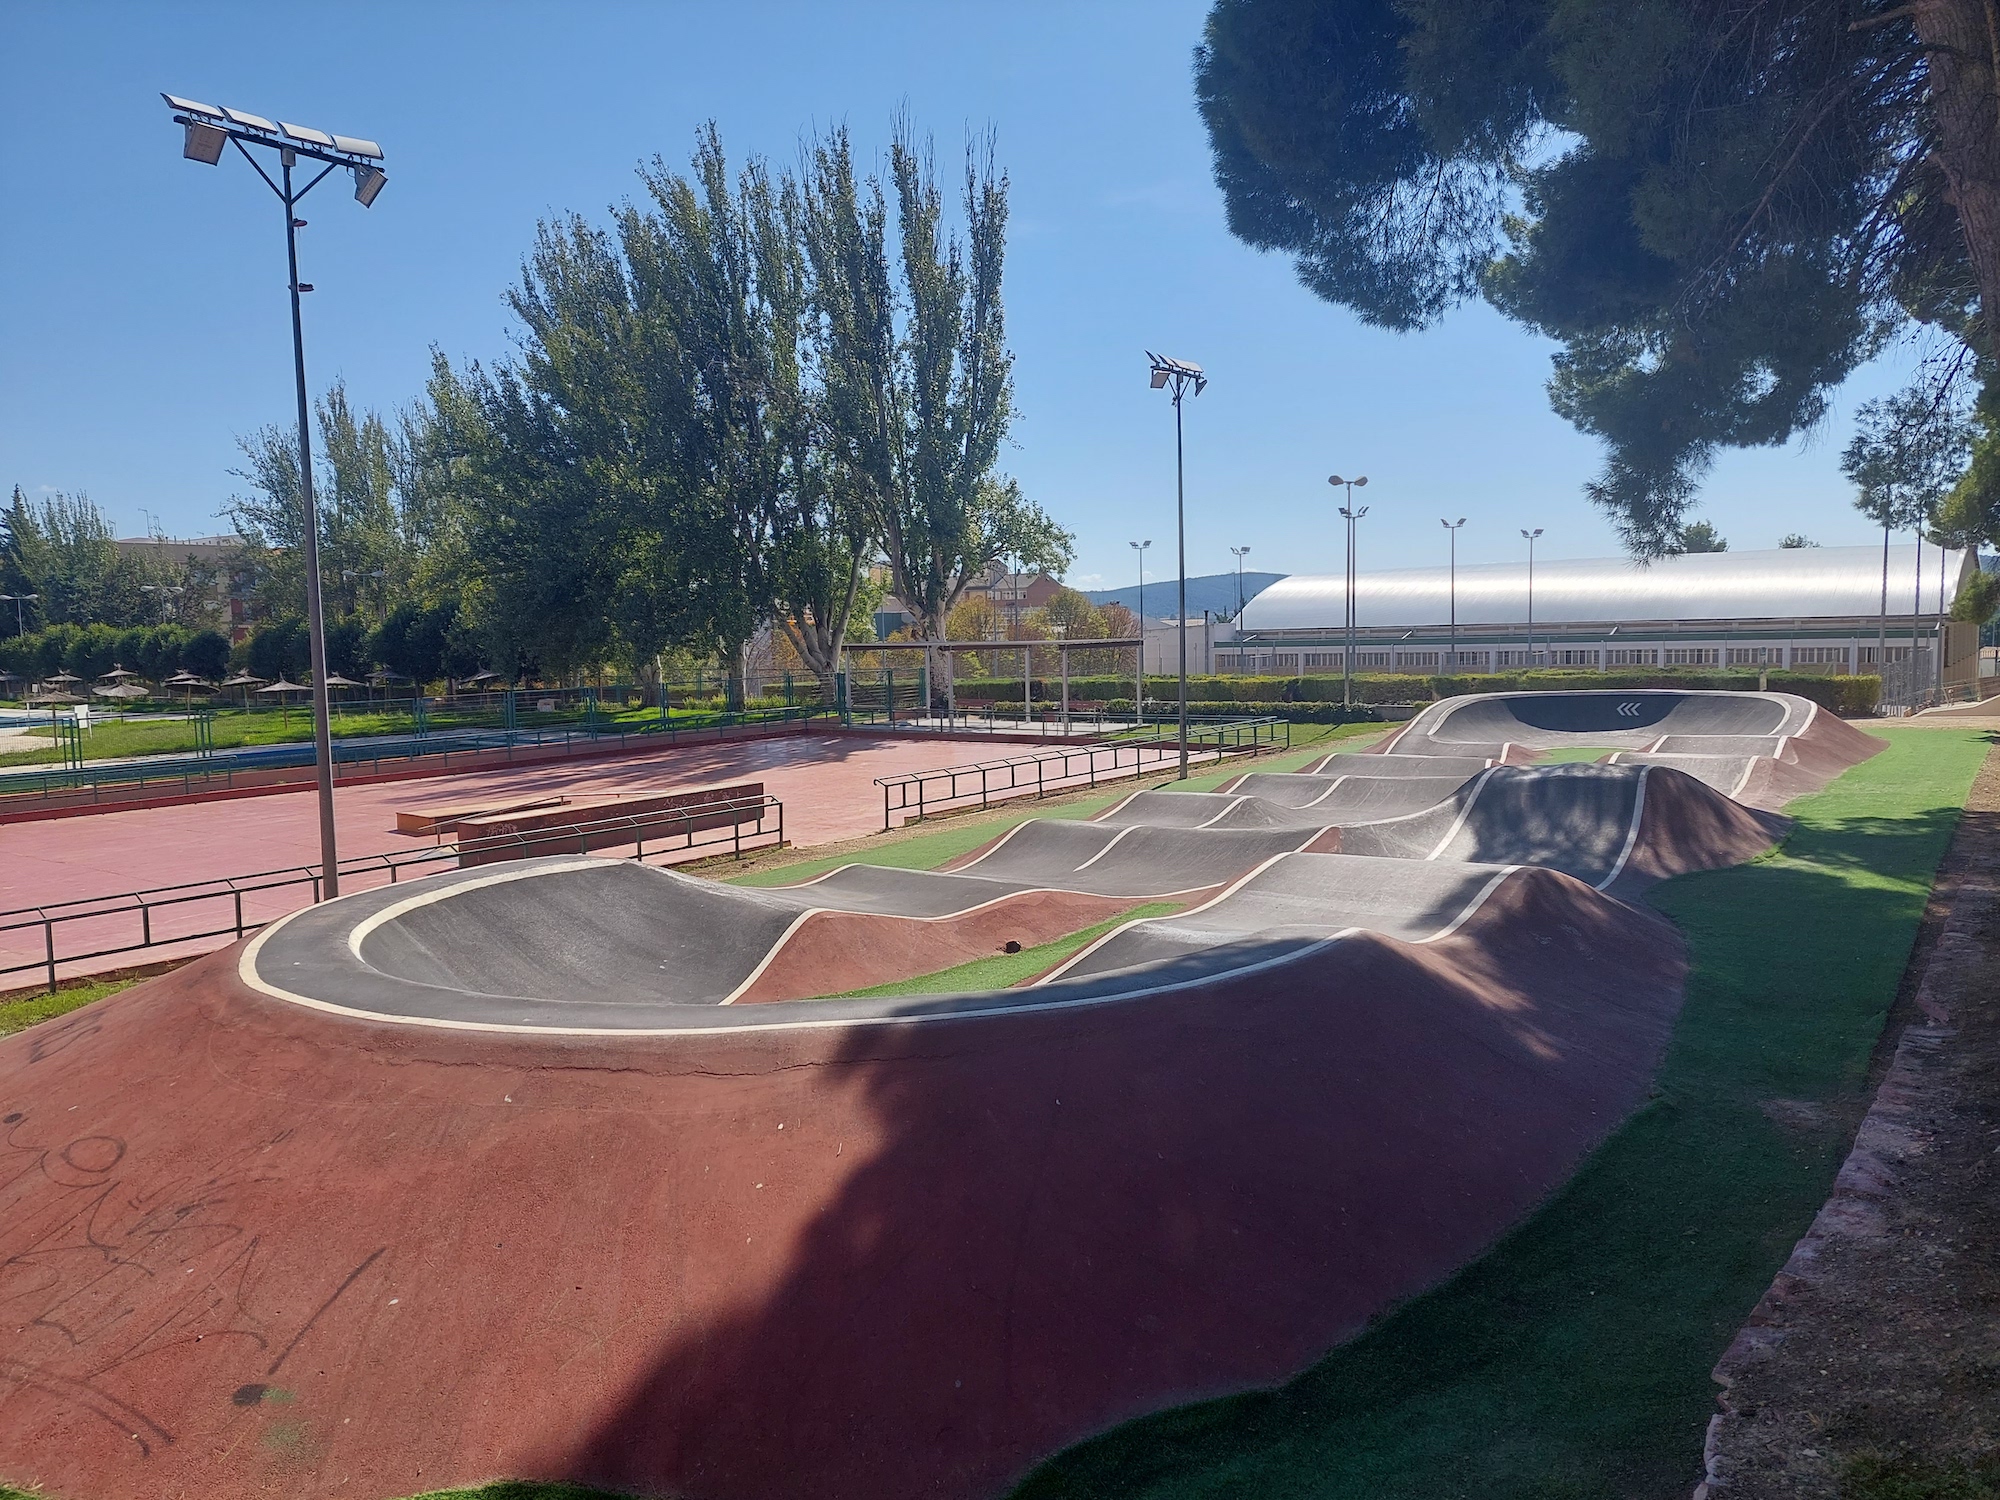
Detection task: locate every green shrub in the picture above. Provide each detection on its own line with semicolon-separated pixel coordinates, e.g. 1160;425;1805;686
937;666;1882;716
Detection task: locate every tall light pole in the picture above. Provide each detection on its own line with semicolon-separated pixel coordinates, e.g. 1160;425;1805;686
1440;518;1466;678
1129;538;1151;725
1148;352;1206;778
1329;475;1369;710
1520;528;1544;669
1229;545;1251;622
165;94;388;900
0;594;37;638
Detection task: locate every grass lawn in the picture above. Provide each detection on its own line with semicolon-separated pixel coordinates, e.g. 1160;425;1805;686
0;975;142;1037
1010;725;1991;1500
827;902;1183;998
0;707;436;767
1532;744;1630;763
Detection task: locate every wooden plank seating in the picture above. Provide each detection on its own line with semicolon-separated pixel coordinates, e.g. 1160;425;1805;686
395;794;568;837
453;782;768;868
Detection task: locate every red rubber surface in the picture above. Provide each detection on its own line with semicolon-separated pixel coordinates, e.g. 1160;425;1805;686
0;865;1680;1500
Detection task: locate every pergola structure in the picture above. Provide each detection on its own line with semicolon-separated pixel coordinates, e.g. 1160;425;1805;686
842;637;1142;730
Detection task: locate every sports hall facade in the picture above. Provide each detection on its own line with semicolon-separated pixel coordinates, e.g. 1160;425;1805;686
1220;543;1975;678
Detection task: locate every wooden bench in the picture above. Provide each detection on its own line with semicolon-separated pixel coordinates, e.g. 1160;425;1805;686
395;795;568;837
454;782;768;867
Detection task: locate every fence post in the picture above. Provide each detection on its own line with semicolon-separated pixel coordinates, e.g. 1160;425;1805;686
44;921;56;993
837;670;852;728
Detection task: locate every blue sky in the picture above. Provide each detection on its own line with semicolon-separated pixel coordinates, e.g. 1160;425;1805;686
1;1;1931;591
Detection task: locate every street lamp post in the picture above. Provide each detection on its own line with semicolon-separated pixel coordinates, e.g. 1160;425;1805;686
1229;545;1251;621
1148;353;1206;779
141;584;184;625
1440;518;1466;680
1520;528;1544;669
1129;538;1151;725
164;94;389;900
1329;475;1369;711
0;594;37;638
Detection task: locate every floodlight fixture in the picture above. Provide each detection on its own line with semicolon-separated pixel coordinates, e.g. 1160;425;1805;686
182;121;227;164
1146;351;1207;397
162;90;391;900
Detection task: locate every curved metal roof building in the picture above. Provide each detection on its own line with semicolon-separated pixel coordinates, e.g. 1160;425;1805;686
1245;544;1968;631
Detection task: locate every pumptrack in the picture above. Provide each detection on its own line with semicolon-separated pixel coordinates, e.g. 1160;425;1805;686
0;690;1880;1500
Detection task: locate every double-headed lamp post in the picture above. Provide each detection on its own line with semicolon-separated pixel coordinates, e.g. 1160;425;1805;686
1440;518;1466;676
1520;527;1544;669
1229;545;1251;621
1148;352;1206;778
1329;475;1369;711
1129;538;1151;725
0;594;37;638
164;93;388;900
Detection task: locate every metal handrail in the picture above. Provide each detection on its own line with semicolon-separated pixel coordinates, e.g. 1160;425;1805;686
0;796;783;993
871;717;1287;829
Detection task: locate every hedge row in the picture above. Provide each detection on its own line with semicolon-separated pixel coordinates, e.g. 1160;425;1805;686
978;700;1385;725
950;668;1880;716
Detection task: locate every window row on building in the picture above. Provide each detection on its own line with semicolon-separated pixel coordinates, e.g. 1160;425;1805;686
1216;641;1918;676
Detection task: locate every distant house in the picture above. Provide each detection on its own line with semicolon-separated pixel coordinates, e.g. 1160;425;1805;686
114;535;260;639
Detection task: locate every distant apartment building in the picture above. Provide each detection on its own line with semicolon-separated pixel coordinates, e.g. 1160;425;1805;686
114;535;261;639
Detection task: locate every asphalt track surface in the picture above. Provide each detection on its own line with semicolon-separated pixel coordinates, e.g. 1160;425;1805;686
0;691;1883;1500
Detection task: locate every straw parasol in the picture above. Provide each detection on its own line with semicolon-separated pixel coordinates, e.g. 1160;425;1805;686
44;671;81;685
163;671;213;704
322;673;363;688
99;665;140;681
28;688;82;705
258;676;309;725
221;671;265;707
92;681;149;700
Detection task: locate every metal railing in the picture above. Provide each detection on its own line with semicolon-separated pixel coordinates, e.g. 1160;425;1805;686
872;717;1288;829
0;707;827;808
0;795;784;993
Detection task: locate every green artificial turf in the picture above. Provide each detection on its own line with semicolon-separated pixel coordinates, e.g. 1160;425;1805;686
826;902;1182;998
1532;744;1628;763
1010;725;1990;1500
0;976;139;1037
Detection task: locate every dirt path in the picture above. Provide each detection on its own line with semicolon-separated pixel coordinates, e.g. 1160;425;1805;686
1695;746;2000;1497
